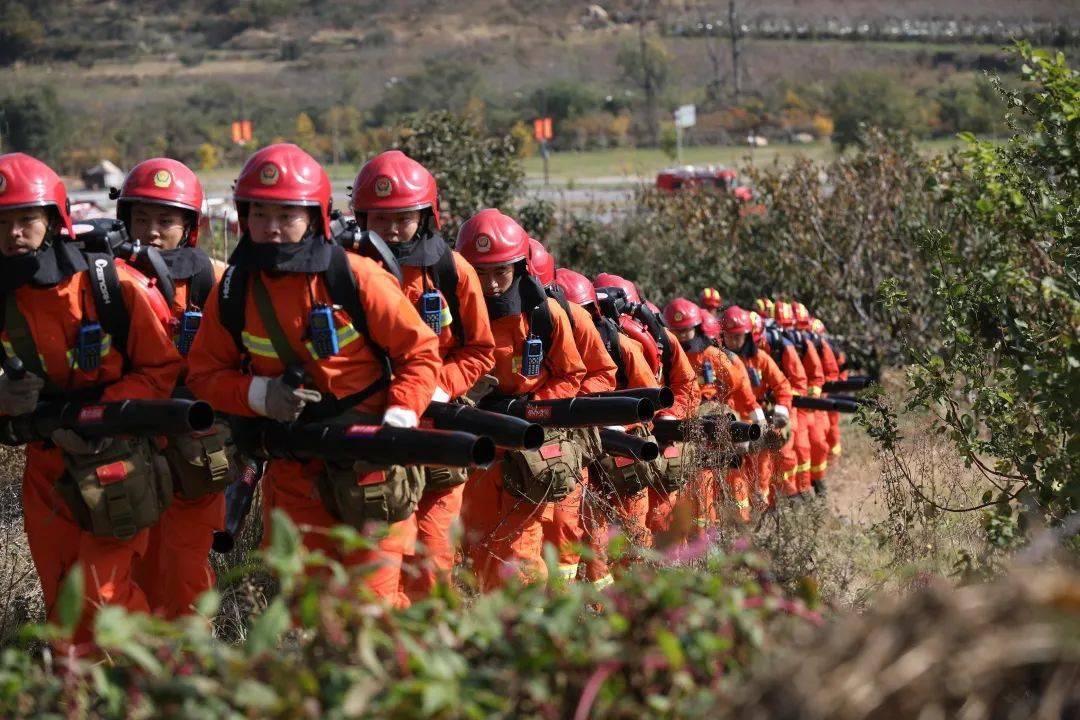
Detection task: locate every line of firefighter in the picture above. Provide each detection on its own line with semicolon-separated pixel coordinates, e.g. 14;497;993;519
0;146;848;643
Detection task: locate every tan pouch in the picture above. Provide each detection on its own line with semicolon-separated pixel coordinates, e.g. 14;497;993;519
656;441;688;493
503;429;584;504
423;466;468;493
55;437;173;540
164;422;234;500
595;426;666;497
315;461;425;529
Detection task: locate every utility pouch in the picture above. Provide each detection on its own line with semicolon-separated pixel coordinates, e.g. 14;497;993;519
567;426;604;465
522;336;543;377
423;466;468;493
503;429;583;504
315;461;425;529
656;441;688;493
164;422;235;499
55;437;173;540
596;426;666;497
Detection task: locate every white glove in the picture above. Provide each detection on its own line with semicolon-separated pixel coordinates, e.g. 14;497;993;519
0;372;44;416
382;406;418;428
656;413;677;421
750;407;766;426
772;404;789;428
51;429;112;456
431;386;451;403
734;441;751;455
604;425;626;433
248;376;323;422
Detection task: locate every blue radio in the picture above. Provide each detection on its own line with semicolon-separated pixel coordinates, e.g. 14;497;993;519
419;290;443;335
76;322;104;371
308;306;339;358
522;336;544;377
176;310;202;356
702;359;716;385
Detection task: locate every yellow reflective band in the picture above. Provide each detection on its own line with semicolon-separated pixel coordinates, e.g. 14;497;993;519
831;445;842;456
66;334;113;370
303;322;361;360
592;574;615;591
782;469;796;480
557;564;579;580
735;498;751;509
440;304;453;328
3;340;47;373
791;390;804;397
242;332;279;359
811;461;828;474
809;386;822;397
797;462;811;473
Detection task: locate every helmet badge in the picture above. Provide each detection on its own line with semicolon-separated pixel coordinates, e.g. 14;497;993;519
259;163;281;186
152;170;172;188
373;176;393;198
475;234;492;252
673;312;684;322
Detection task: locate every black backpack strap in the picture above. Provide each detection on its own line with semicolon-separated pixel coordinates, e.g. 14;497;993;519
84;253;131;369
431;245;463;345
186;251;216;310
596;317;628;388
218;264;251;362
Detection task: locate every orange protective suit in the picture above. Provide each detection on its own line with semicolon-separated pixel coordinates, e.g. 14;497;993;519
4;263;183;643
646;330;699;539
816;336;842;459
764;335;812;496
795;338;830;491
739;347;797;505
542;301;617;581
394;252;496;601
133;265;228;620
460;297;584;591
186;253;441;608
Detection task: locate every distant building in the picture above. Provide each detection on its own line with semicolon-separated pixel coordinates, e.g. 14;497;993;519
82;160;125;190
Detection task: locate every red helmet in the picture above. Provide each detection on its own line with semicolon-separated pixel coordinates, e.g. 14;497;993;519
700;312;721;339
594;272;641;304
699;287;722;310
663;298;702;330
774;300;796;330
116;158;205;246
455;208;529;266
620;315;660;375
645;300;661;316
554;267;597;306
350;150;440;229
749;311;765;342
0;152;74;240
234;143;332;239
810;317;827;335
721;305;753;334
527;238;555;287
753;297;775;318
792;301;812;330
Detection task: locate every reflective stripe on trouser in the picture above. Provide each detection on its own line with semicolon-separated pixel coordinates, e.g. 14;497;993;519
401;480;465;603
541;473;585;581
460;460;550;592
134;491;225;620
582;479;651;583
808;410;830;481
793;408;813;494
261;457;416;609
828;410;841;455
725;468;752;523
22;444;151;645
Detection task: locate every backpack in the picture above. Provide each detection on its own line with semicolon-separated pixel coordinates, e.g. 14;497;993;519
594;316;629;389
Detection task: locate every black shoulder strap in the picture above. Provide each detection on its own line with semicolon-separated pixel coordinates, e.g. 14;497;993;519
84;253;131;368
555;295;575;335
187;251;216;310
218;263;250;359
595;317;628;388
323;244;390;376
431;244;463;345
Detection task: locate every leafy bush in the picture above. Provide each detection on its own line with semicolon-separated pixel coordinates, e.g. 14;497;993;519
0;512;818;718
395;111;525;240
871;44;1079;532
828;71;930;150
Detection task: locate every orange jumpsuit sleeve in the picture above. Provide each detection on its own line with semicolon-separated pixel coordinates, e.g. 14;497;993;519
99;270;184;403
801;341;825;397
721;352;760;419
570;303;617;395
618;336;660;390
530;299;585;402
437;253;495;399
665;330;700;420
353;259;441;418
818;339;840;385
760;353;793;411
184;280;257;416
780;343;808;396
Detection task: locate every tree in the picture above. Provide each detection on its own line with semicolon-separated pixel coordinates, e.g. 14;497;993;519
0;2;44;66
617;6;670;146
373;59;481;126
827;72;926;150
395;111;524;240
0;86;67;164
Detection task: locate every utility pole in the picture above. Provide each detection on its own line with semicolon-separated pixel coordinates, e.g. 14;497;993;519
729;0;742;103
